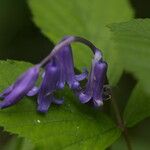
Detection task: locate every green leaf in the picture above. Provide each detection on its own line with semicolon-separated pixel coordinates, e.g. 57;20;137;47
109;19;150;94
3;137;34;150
28;0;133;85
109;19;150;126
123;83;150;127
112;134;150;150
0;60;121;149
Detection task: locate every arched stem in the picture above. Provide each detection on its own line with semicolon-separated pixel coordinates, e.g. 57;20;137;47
39;36;102;67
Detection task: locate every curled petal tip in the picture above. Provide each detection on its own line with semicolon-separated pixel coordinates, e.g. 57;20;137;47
27;87;39;96
75;68;88;81
70;81;80;89
57;82;65;89
94;50;102;61
0;100;12;109
93;100;103;107
79;93;91;104
52;98;64;105
37;106;48;113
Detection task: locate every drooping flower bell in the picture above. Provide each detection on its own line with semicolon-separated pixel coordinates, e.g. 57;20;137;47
0;65;40;108
0;35;109;112
78;51;108;107
55;39;88;90
37;57;64;113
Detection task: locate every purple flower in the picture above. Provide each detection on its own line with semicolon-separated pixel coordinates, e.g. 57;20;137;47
78;51;108;107
0;36;109;112
55;42;88;89
27;43;88;112
36;58;64;113
0;65;40;108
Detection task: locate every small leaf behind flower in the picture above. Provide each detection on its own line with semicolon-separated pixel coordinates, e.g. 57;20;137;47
124;83;150;127
28;0;133;86
109;19;150;126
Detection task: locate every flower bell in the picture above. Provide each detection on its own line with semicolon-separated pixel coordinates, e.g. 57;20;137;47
0;65;40;108
0;36;109;112
37;58;64;113
78;51;108;107
55;42;88;90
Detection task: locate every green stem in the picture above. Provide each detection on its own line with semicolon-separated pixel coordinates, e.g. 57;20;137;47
111;95;132;150
39;36;102;67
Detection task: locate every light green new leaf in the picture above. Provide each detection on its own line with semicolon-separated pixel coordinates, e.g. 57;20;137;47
124;83;150;127
28;0;133;85
0;60;121;149
109;19;150;126
109;19;150;94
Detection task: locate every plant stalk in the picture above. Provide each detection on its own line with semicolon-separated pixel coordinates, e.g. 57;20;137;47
111;95;132;150
39;36;102;67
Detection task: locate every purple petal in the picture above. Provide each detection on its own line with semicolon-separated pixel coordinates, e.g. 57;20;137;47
75;68;88;81
78;65;93;103
52;98;64;105
56;43;79;89
37;58;61;113
42;72;45;78
93;100;103;107
0;100;12;109
69;80;80;89
42;58;60;92
92;61;107;102
0;65;40;109
79;92;91;103
77;54;107;106
57;81;65;89
37;94;52;113
27;86;39;96
0;85;13;98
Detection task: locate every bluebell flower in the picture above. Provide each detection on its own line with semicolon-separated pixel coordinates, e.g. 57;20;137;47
27;42;88;112
37;58;64;113
55;41;88;90
0;36;109;112
78;51;108;107
0;65;40;108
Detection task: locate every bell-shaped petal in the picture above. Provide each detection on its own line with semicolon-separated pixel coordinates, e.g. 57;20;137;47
79;55;107;107
27;86;39;96
37;58;63;113
0;65;40;108
75;68;88;81
56;43;87;90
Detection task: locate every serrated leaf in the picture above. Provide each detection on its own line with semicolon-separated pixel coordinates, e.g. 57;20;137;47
0;61;121;149
109;19;150;126
28;0;133;85
123;83;150;127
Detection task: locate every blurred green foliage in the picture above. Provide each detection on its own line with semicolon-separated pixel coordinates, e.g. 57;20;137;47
0;0;53;63
0;0;150;150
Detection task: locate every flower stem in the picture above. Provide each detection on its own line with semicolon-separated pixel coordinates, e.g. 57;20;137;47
111;95;132;150
39;36;102;67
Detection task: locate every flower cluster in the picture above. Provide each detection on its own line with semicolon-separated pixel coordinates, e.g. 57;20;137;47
0;36;110;113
